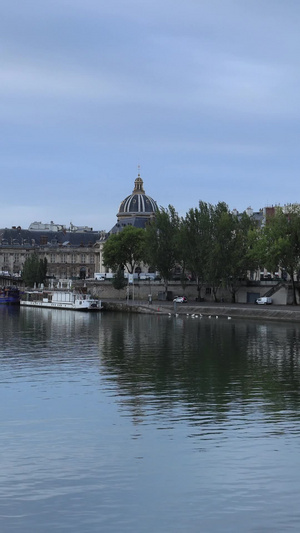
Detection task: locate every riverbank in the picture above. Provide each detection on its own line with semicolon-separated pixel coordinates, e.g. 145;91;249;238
102;300;300;322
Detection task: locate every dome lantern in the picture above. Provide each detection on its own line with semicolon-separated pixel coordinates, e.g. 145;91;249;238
133;174;145;194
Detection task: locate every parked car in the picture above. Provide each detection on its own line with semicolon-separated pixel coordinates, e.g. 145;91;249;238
255;297;272;305
173;296;187;303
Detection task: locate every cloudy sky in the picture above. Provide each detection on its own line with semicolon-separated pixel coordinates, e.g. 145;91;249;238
1;0;300;231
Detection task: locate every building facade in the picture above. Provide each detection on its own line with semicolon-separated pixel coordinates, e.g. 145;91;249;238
0;172;158;280
0;225;106;280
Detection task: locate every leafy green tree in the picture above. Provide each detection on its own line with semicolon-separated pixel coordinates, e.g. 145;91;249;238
224;212;257;302
204;203;257;302
179;201;212;299
22;254;47;286
144;205;181;294
111;268;127;294
255;207;300;304
180;202;255;302
245;221;262;270
205;202;232;301
102;226;146;274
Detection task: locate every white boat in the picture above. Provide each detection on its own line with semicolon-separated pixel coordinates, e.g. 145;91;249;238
20;289;102;311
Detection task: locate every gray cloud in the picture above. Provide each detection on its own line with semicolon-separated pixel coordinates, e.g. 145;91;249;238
1;0;300;229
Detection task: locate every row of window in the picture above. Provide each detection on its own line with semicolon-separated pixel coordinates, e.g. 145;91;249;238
0;252;95;264
50;254;95;264
0;253;26;261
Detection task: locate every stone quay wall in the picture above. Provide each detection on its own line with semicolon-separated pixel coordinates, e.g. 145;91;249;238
77;279;291;306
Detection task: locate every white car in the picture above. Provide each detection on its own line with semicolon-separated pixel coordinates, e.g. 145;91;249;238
173;296;187;303
255;297;272;305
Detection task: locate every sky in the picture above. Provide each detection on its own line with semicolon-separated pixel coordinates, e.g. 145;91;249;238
1;0;300;232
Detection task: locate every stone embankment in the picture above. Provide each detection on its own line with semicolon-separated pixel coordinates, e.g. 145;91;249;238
102;300;300;323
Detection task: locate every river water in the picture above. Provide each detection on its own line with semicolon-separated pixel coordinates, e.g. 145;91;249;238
1;306;300;532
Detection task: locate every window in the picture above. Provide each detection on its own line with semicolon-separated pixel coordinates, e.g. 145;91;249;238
205;287;212;295
90;254;94;263
50;254;56;263
81;254;86;263
71;254;76;263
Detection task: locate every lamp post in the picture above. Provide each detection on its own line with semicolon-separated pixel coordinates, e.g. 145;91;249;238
128;273;134;303
148;277;152;305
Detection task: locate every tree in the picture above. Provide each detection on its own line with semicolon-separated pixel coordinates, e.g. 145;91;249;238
179;202;212;300
203;203;257;302
22;254;47;286
255;207;300;305
206;202;232;301
111;268;127;294
102;226;146;274
223;212;257;302
144;205;181;294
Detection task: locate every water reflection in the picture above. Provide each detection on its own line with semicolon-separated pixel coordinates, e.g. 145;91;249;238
3;307;300;426
1;308;300;532
98;314;300;433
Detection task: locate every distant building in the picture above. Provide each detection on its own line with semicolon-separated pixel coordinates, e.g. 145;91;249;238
28;221;67;232
98;172;158;274
0;172;158;280
232;206;264;226
233;203;300;228
0;224;104;280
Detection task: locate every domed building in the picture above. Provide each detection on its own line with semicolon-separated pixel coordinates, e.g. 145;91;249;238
95;172;158;275
110;173;158;234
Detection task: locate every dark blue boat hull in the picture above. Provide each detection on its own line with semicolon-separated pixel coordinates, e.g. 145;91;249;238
0;288;20;305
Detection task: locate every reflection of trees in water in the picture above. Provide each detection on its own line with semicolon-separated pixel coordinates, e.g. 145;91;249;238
99;314;300;425
245;320;300;413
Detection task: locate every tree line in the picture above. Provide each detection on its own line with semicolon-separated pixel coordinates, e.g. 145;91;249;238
102;202;300;304
21;202;300;304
